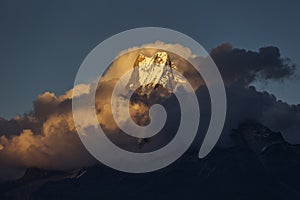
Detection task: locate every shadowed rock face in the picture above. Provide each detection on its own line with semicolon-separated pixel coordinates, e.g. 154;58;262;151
1;121;300;200
0;168;86;200
234;121;300;189
234;121;287;154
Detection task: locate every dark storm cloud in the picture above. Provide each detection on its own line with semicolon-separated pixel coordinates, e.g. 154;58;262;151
217;85;300;146
210;43;296;85
193;44;299;146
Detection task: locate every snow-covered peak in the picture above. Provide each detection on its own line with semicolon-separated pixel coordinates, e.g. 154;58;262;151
127;51;185;93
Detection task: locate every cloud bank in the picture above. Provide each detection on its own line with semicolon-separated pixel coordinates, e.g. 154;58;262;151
0;42;298;181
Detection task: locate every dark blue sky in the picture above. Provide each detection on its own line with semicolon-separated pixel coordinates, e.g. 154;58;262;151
0;0;299;119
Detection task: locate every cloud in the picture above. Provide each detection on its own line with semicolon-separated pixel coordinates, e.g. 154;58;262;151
218;85;300;145
0;42;299;181
210;43;296;85
0;101;95;171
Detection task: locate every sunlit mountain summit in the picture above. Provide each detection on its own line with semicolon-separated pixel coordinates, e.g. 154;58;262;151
126;51;185;95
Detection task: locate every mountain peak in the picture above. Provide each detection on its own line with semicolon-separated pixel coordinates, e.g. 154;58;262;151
127;51;185;95
233;121;287;154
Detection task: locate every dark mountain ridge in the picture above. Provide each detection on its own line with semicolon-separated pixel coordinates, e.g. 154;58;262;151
1;121;300;200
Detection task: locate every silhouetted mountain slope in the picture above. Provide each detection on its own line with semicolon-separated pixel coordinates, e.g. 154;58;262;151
1;121;300;200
